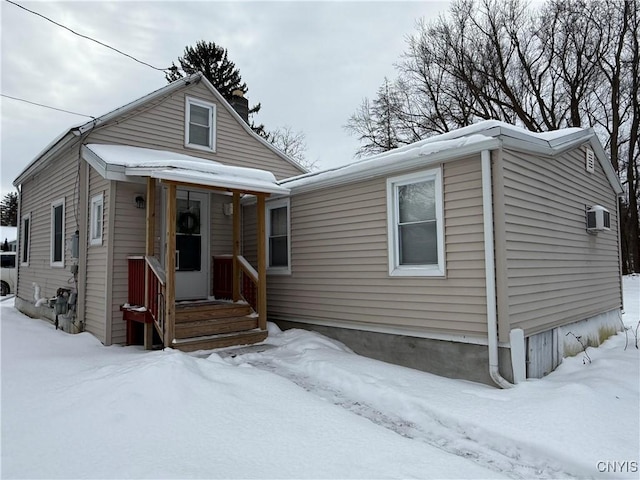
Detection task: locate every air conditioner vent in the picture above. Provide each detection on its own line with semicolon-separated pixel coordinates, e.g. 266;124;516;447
586;205;610;233
585;148;595;173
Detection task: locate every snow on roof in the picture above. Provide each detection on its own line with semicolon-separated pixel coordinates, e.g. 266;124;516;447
281;120;591;192
85;144;289;195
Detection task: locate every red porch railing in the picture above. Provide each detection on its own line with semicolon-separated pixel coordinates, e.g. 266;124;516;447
212;255;258;312
125;256;165;347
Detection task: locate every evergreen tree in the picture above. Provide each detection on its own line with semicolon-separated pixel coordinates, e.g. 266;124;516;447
0;192;18;226
167;41;265;135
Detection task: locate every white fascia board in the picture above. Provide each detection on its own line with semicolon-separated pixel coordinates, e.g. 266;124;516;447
13;131;81;186
76;75;201;135
82;146;143;182
286;137;501;194
146;169;290;195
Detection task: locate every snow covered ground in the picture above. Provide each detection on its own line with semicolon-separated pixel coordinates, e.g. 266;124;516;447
1;276;638;479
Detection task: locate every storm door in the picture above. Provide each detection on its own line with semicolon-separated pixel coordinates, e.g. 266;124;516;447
174;190;209;300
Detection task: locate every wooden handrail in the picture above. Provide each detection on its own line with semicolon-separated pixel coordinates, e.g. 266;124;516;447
237;255;258;284
145;256;165;286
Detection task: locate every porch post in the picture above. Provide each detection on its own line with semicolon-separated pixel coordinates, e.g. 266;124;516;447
256;194;267;330
143;177;156;350
232;191;241;302
164;183;176;347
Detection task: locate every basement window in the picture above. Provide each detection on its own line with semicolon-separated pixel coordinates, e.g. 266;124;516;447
387;168;445;277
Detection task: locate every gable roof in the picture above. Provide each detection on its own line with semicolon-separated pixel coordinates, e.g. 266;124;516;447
281;120;623;195
13;73;304;187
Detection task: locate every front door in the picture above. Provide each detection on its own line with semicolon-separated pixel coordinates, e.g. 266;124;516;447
174;189;209;300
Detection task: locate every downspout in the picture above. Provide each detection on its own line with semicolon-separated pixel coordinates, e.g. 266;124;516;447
481;149;514;389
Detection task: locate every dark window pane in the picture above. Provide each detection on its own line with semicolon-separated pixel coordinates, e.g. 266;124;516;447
22;218;30;263
270;207;287;236
270;236;288;267
176;235;201;271
189;124;210;147
190;104;209;126
53;205;63;262
176;199;201;235
399;222;437;265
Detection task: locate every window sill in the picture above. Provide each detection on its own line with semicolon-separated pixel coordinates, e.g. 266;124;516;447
389;265;445;277
267;267;291;276
184;142;216;153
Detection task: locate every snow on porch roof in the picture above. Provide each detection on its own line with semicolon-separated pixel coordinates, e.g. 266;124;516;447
83;144;289;195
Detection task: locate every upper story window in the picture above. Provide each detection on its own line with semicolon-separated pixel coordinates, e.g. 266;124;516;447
266;198;291;275
21;212;31;265
185;96;216;152
51;198;65;267
90;193;104;246
387;168;445;277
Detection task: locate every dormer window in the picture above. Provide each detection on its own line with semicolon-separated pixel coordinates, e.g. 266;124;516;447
185;96;216;152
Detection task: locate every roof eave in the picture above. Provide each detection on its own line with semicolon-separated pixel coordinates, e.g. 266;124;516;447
284;137;501;194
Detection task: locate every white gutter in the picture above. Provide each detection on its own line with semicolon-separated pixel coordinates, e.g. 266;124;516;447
481;149;514;389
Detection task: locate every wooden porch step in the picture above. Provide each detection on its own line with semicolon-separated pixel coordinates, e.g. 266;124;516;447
175;316;258;339
172;329;268;353
175;303;252;322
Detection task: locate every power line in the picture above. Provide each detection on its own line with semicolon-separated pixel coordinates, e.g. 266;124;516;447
1;93;96;119
5;0;171;73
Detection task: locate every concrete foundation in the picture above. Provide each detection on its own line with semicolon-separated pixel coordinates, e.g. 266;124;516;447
275;320;513;386
14;296;82;334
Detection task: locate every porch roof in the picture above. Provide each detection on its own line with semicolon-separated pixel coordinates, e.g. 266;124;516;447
82;144;290;195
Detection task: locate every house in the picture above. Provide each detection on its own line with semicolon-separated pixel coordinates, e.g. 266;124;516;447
251;121;624;386
12;73;305;351
13;73;624;386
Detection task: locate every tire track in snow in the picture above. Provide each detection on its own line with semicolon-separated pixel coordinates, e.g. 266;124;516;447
231;355;581;480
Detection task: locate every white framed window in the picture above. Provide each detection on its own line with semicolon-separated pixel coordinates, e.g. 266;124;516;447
50;198;65;267
266;198;291;274
387;168;445;277
21;212;31;266
185;96;216;152
90;193;104;246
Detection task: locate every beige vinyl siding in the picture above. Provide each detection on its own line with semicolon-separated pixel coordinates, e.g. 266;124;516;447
268;156;489;338
242;203;257;266
501;147;621;336
16;148;80;305
84;166;110;341
86;82;304;180
110;181;147;344
211;193;233;256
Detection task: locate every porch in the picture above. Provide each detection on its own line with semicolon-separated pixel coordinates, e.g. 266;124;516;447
86;144;290;352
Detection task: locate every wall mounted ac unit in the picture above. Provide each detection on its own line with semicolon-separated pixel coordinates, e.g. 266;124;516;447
586;205;610;233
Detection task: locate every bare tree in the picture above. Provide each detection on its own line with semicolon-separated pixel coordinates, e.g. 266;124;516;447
346;0;640;272
268;126;316;172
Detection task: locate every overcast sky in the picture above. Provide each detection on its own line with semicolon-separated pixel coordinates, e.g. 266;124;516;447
0;1;449;196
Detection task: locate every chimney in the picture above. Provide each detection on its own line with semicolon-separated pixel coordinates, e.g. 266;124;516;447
230;89;249;124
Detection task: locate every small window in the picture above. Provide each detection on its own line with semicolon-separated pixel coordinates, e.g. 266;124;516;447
266;198;291;274
387;168;445;276
185;96;216;152
51;198;65;267
90;193;104;246
21;213;30;265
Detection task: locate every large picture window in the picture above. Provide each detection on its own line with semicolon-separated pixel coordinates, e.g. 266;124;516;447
266;198;291;274
21;213;30;265
185;96;216;152
51;198;65;267
387;168;444;276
